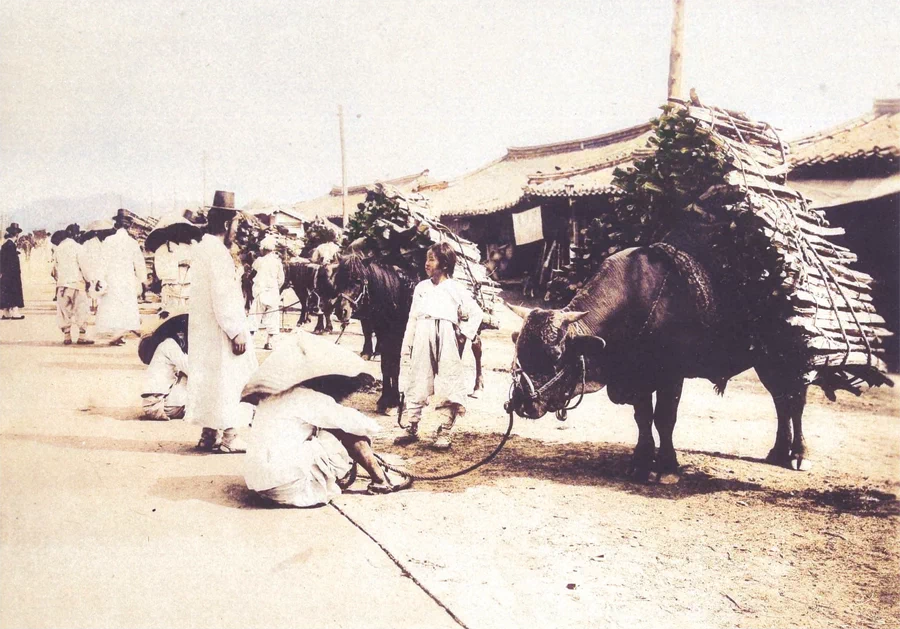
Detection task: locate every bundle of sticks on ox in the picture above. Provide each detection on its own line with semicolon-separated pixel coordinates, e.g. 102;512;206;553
607;99;893;398
344;183;502;329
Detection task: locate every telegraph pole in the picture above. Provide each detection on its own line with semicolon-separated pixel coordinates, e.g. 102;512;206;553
202;151;207;208
667;0;685;99
339;105;348;225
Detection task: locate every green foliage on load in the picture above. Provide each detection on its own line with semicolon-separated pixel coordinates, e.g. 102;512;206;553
587;104;733;258
303;219;337;252
344;190;432;259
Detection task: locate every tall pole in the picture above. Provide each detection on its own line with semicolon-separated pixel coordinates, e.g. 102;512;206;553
202;150;207;208
667;0;685;100
339;105;348;225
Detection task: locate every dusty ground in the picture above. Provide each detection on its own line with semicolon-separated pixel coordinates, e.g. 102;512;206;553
1;246;898;628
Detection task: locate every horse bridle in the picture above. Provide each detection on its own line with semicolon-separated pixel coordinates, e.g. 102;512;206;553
340;278;369;311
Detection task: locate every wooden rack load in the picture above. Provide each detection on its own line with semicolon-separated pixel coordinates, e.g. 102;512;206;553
681;100;891;395
345;183;503;329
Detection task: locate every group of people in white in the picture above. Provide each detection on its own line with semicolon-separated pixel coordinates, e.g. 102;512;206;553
36;189;484;507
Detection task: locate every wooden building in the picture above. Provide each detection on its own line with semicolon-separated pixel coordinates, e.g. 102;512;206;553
289;170;434;228
423;123;652;282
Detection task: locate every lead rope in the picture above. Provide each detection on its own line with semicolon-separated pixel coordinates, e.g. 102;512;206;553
340;385;518;487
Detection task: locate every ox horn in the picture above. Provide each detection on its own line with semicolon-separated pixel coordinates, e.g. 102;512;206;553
508;304;532;319
558;311;588;326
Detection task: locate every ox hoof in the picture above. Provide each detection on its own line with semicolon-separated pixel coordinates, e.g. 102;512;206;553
658;472;681;485
765;448;791;467
628;467;653;484
790;456;812;472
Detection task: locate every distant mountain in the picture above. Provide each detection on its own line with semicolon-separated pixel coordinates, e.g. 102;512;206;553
8;193;150;232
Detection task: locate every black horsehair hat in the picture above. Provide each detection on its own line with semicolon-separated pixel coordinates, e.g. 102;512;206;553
5;222;22;236
207;190;238;212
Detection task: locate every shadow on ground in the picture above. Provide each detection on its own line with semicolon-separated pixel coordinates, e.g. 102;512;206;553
41;361;144;371
374;432;900;518
3;429;896;517
150;474;263;509
78;405;145;422
1;432;201;456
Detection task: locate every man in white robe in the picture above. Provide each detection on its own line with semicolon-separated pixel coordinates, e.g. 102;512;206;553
51;225;93;345
186;191;258;453
248;236;284;350
79;219;113;314
95;210;147;345
397;244;483;449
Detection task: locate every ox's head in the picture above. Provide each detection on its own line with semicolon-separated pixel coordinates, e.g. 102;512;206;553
507;306;607;419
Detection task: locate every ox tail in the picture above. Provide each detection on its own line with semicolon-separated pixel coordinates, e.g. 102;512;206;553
713;377;728;396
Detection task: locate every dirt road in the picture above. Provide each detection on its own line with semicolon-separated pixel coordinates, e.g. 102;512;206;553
2;254;898;628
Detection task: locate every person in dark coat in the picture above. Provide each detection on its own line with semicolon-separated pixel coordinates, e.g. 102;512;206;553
1;222;25;319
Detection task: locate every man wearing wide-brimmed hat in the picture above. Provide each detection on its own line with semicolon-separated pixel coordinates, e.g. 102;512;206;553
186;191;258;452
248;234;284;350
147;211;201;309
139;310;189;421
51;224;92;344
95;209;147;345
241;332;410;506
1;222;25;320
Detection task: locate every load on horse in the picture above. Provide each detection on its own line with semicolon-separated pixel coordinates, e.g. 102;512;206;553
508;99;893;480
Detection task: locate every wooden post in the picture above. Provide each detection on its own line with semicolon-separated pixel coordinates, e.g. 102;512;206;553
339;105;348;225
202;150;207;208
667;0;685;99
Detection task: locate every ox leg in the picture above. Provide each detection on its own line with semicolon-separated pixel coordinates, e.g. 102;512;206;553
629;394;655;481
470;334;484;399
654;378;684;482
756;365;811;471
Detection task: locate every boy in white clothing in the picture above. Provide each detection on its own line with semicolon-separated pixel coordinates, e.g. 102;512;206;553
396;243;483;450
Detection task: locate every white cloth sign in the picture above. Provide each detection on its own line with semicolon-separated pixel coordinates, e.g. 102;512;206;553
512;206;543;245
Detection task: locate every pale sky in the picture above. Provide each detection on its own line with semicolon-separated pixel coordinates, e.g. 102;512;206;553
2;0;898;223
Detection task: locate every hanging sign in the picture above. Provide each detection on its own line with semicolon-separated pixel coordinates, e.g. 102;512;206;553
512;206;543;245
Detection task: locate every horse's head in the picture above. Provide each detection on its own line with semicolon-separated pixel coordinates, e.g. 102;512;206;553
333;253;370;317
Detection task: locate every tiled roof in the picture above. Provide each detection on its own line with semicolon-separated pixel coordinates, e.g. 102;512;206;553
289;170;432;221
425;123;653;217
789;101;900;173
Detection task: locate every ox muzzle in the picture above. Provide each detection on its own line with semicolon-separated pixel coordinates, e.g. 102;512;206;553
505;355;588;421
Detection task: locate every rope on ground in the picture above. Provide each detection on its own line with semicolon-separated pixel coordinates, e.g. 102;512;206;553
374;409;515;482
328;502;471;629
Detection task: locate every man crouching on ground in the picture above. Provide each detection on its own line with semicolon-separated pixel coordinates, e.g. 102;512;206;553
242;332;410;507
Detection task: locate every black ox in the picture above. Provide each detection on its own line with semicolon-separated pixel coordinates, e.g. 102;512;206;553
509;245;849;481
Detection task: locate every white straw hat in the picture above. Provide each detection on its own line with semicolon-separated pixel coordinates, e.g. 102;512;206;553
241;332;367;404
